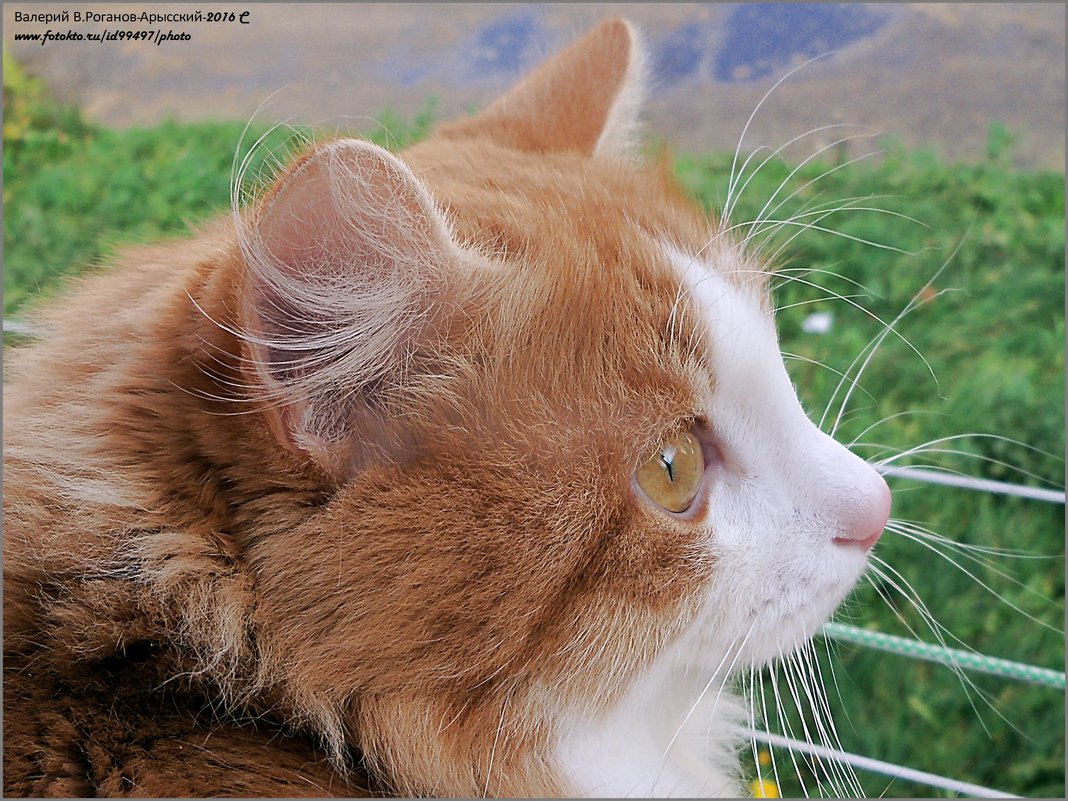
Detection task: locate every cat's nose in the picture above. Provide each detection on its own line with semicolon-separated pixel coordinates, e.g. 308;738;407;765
833;477;891;550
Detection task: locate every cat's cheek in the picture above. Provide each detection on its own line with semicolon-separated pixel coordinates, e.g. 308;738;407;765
683;483;878;667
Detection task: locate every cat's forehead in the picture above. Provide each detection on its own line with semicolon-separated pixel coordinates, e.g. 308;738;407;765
412;141;763;328
405;139;768;304
398;142;772;449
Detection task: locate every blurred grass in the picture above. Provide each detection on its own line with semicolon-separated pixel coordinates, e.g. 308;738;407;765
4;54;1064;798
2;49;435;318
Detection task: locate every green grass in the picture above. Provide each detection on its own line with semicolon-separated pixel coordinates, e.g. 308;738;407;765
679;132;1065;800
3;50;435;318
4;57;1064;798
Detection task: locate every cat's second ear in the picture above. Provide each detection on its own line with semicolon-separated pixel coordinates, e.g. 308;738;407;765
438;18;645;158
238;139;456;477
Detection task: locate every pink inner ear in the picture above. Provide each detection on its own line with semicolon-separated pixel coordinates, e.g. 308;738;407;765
254;140;441;287
238;140;453;469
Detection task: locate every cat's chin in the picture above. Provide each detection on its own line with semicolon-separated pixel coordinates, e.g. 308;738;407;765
686;543;873;671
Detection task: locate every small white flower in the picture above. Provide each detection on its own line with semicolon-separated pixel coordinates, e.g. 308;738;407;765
802;311;834;335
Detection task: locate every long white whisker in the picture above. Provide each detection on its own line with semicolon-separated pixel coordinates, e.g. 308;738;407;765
779;654;835;794
781;353;874;402
776;294;869;313
795;647;865;798
771;264;879;294
723;125;874;227
761;198;925;267
872;432;1065;468
756;200;927;263
768;661;819;797
865;558;1028;738
820;280;950;436
724;52;835;221
847;410;950;449
740;140;883;253
756;665;787;796
885;522;1063;633
782;648;853;797
890;517;1060;560
862;567;993;738
717;218;917;255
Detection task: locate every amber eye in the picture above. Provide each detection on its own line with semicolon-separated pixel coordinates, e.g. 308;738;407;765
635;430;705;513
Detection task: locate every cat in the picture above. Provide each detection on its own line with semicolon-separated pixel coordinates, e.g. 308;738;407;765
2;18;891;798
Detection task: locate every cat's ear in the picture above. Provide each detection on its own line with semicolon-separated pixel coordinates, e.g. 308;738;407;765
438;17;645;158
238;138;454;477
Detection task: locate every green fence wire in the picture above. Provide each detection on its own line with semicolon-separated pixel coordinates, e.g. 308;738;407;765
821;621;1065;690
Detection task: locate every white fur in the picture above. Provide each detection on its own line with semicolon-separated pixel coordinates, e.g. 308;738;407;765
668;245;887;667
593;20;647;160
555;244;888;797
556;627;747;798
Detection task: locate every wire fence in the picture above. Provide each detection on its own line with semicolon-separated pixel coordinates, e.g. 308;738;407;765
745;728;1021;799
877;464;1066;505
754;467;1065;798
821;621;1065;689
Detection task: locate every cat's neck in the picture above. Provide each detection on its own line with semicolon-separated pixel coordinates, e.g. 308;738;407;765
554;635;745;797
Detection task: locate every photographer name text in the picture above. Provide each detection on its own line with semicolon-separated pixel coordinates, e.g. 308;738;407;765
12;9;251;47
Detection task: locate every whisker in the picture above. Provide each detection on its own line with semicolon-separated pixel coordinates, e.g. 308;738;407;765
776;294;868;314
861;568;993;738
847;410;951;449
871;440;1063;489
864;558;1030;738
768;659;822;797
820;272;952;436
755;200;927;263
722;125;875;228
756;665;788;796
782;648;857;797
778;655;836;794
723;52;836;222
796;644;865;798
889;517;1061;561
885;521;1064;633
771;264;879;294
740;144;886;254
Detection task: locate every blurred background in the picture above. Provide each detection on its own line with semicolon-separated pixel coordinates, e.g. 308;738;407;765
4;3;1065;798
4;2;1065;168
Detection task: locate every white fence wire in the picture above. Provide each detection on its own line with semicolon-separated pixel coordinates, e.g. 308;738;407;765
752;463;1064;797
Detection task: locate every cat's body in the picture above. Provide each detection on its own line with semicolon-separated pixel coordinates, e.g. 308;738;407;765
3;20;889;797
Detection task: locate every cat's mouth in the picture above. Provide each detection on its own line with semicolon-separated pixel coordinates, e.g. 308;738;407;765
833;528;883;551
830;476;891;551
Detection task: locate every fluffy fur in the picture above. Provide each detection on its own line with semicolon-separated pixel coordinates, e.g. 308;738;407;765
3;19;888;797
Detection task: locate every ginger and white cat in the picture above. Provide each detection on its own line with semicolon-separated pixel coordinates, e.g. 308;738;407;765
3;18;889;797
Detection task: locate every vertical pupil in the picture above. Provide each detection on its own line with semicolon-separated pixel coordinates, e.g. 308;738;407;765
660;450;675;482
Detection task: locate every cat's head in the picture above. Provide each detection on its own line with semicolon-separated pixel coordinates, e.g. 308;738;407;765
229;18;890;796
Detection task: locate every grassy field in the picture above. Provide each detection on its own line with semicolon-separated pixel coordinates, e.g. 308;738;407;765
4;54;1064;798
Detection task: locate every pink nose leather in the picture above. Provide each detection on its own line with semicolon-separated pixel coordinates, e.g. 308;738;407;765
833;478;891;550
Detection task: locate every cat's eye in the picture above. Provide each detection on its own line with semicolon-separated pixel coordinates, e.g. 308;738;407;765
635;430;705;513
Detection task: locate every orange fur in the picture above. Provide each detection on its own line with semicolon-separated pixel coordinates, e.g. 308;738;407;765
5;19;770;797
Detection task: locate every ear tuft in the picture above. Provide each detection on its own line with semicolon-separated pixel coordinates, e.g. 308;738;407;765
437;18;646;158
237;139;453;474
590;20;647;158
